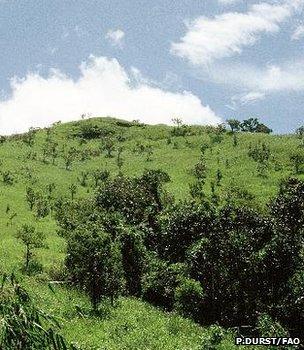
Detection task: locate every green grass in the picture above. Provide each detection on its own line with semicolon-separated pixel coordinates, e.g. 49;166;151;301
0;116;302;349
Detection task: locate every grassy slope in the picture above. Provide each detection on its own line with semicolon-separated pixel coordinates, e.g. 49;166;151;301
0;117;302;349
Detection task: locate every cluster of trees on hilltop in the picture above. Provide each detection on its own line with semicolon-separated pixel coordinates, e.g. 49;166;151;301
226;118;272;134
55;170;304;339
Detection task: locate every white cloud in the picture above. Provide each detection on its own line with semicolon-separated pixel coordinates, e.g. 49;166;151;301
0;56;221;135
171;0;303;65
291;24;304;39
218;0;241;5
227;91;265;110
105;29;125;47
206;60;304;92
235;91;266;105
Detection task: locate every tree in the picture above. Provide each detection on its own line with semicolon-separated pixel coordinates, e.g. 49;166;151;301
92;169;110;188
117;146;124;173
26;187;36;210
241;118;272;133
103;138;115;158
35;193;50;219
226;119;241;133
171;117;183;128
78;171;89;187
1;170;15;185
50;141;59;165
295;125;304;138
21;128;37;147
290;152;304;174
46;182;56;200
145;145;153;162
63;147;77;170
69;183;77;200
119;227;146;296
216;169;223;186
65;226;125;310
16;224;45;274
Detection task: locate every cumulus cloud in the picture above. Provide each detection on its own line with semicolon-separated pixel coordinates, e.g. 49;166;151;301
291;24;304;39
105;29;125;47
0;56;220;135
171;0;303;65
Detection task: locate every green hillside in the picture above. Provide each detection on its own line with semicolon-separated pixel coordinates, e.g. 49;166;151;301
0;117;303;349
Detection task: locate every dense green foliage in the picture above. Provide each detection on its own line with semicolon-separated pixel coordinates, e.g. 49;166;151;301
0;116;303;349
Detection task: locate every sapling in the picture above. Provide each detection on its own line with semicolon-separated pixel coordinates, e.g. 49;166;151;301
16;224;45;274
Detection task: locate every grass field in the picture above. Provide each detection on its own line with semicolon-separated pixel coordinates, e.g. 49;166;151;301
0;117;302;349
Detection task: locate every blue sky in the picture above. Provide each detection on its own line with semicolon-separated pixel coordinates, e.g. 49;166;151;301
0;0;303;134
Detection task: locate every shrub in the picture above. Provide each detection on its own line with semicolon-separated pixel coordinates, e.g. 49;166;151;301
200;325;226;350
142;259;187;310
1;170;15;185
174;278;204;321
257;313;288;337
290;151;304;174
119;227;146;296
65;226;125;310
96;170;170;226
158;201;215;262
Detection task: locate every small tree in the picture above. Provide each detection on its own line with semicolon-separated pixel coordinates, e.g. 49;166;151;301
171;117;183;128
117;146;124;173
16;224;45;274
226;119;241;133
66;228;125;311
233;133;238;147
104;138;115;158
46;183;56;200
296;125;304;139
63;147;77;170
92;169;110;188
69;183;77;200
78;171;89;187
26;187;36;210
1;170;15;185
22;128;37;147
35;194;50;219
50;141;59;165
146;145;153;162
290;152;304;174
216;169;223;186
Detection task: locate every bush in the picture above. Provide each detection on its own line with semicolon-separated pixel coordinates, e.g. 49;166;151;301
257;313;288;337
158;201;215;262
65;226;125;310
119;227;146;296
200;325;226;350
174;278;204;321
142;259;187;310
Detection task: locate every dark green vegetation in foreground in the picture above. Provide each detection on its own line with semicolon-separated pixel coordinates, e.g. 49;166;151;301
0;117;303;349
